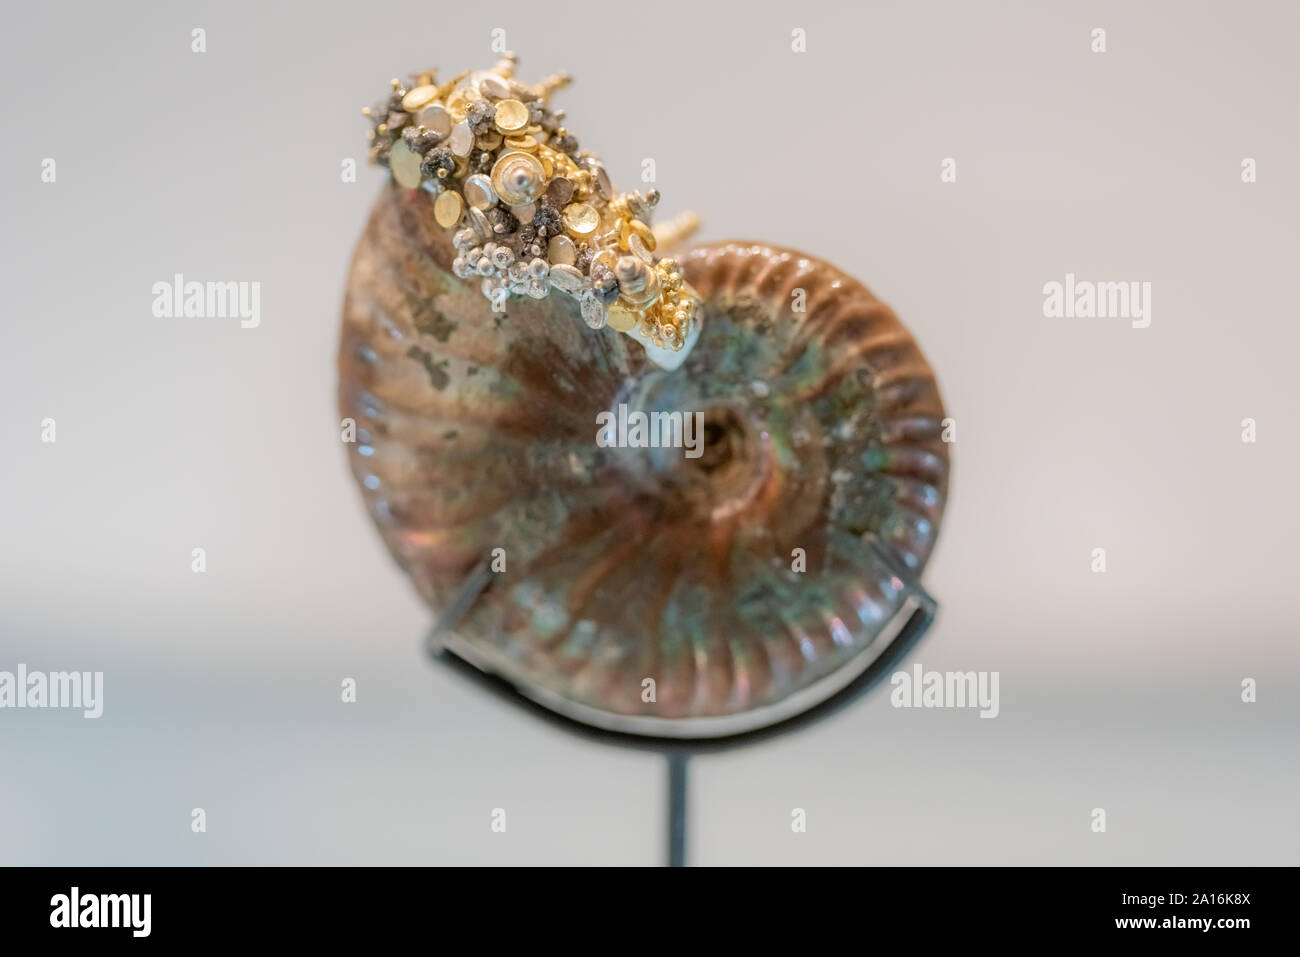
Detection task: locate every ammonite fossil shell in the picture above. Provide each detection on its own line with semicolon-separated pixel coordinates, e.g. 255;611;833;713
339;182;949;737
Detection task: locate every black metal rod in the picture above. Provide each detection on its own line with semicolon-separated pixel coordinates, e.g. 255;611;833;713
667;751;689;867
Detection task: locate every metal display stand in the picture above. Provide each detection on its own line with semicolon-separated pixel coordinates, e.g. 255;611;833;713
424;558;937;867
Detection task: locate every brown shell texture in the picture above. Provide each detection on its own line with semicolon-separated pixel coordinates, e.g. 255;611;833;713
339;182;949;737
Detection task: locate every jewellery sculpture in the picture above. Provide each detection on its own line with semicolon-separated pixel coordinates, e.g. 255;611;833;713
342;56;950;738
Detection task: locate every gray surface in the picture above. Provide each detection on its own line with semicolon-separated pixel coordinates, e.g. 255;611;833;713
1;0;1297;865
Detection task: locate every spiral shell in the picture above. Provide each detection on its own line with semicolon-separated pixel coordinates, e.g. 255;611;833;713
339;182;949;737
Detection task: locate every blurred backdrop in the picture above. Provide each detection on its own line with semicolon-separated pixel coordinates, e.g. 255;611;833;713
1;0;1297;865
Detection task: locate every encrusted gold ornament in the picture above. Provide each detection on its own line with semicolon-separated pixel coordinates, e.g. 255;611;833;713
363;54;702;367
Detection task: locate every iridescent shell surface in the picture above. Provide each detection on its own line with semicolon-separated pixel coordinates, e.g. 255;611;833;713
339;183;949;737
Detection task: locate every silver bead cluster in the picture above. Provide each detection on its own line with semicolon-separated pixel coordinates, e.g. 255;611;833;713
451;228;551;303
